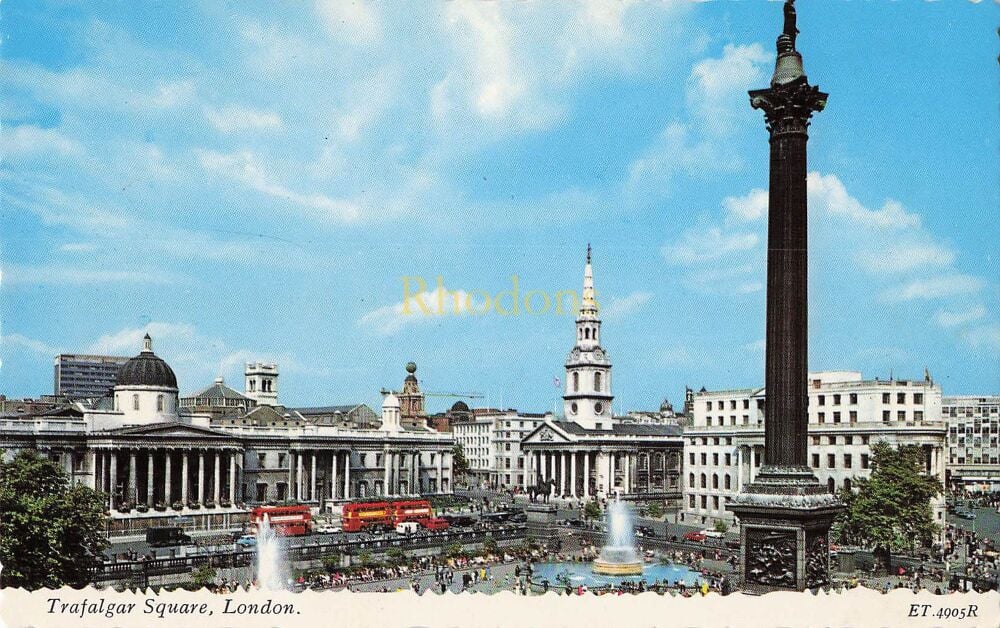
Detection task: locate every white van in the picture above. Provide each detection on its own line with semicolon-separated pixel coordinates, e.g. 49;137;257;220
395;521;420;535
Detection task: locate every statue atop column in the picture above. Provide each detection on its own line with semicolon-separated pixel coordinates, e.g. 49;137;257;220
777;0;799;54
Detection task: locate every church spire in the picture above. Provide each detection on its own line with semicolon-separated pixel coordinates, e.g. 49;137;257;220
580;245;598;319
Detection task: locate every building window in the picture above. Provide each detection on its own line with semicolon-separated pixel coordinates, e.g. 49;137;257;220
724;475;731;490
833;412;841;424
897;392;906;404
689;452;695;464
827;454;835;469
725;453;731;466
700;473;706;488
700;495;707;509
689;473;694;487
706;401;712;412
701;453;707;465
812;453;820;468
818;412;825;424
689;495;695;508
730;400;737;410
860;454;869;469
132;394;139;411
882;393;890;404
712;496;719;510
882;410;891;422
258;453;266;468
573;372;579;392
277;453;287;468
712;453;719;465
743;399;750;410
818;395;825;406
914;393;923;404
833;394;841;405
712;474;718;489
844;454;852;469
898;410;906;421
849;393;858;405
914;411;924;421
594;372;602;392
706;417;712;427
849;411;857;423
156;395;164;412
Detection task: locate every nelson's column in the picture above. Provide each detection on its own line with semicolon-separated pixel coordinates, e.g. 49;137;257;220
727;0;843;593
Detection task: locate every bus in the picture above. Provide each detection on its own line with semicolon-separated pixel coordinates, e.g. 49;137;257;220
342;499;438;532
249;505;312;536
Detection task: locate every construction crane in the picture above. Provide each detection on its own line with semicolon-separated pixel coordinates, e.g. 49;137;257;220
378;388;484;399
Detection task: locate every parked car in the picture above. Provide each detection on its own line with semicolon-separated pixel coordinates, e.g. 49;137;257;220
701;529;724;539
314;522;342;534
236;534;257;547
395;521;421;535
682;531;706;543
956;510;977;520
637;525;656;538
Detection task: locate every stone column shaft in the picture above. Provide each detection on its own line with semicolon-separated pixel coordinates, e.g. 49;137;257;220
229;452;237;503
344;451;351;499
583;453;590;499
128;450;137;505
197;451;205;504
109;451;118;509
146;451;154;506
214;451;221;504
165;451;172;504
570;452;577;498
310;452;317;501
181;451;189;504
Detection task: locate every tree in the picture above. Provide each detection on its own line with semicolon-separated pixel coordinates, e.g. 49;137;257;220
647;501;664;519
482;537;498;555
833;442;942;573
188;564;217;590
451;444;470;479
385;547;406;565
583;500;602;520
0;449;109;589
321;553;342;572
713;519;729;534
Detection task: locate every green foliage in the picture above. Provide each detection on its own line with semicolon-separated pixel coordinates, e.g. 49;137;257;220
647;502;664;519
0;449;109;589
444;541;465;558
583;501;602;520
713;519;729;534
321;553;342;572
834;442;942;568
451;445;470;476
385;547;406;564
357;550;373;566
482;537;498;555
188;564;216;590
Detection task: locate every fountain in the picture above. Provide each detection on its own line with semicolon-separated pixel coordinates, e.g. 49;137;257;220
592;498;643;575
255;514;287;590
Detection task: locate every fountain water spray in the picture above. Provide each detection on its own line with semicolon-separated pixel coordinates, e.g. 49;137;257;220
255;514;288;590
592;498;643;575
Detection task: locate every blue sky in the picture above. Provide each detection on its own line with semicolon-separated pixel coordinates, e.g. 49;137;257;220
1;1;997;413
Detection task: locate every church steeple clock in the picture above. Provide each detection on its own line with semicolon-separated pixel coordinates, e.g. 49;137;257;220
563;245;613;430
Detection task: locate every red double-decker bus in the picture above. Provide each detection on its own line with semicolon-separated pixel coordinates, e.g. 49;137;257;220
250;505;312;536
342;499;441;532
342;501;393;532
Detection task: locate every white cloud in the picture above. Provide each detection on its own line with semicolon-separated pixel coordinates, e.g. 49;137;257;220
2;125;83;158
204;105;283;133
686;43;771;136
859;241;956;274
2;264;178;286
723;188;768;223
603;291;653;320
195;149;361;223
1;333;61;356
934;305;987;328
882;274;985;302
663;226;758;265
315;0;383;45
808;172;921;230
961;324;1000;351
357;287;481;336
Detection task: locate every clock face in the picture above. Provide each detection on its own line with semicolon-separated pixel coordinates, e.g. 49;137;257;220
594;402;604;414
570;402;579;415
594;348;603;359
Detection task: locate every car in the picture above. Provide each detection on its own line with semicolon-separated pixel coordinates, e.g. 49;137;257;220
637;526;656;538
236;534;257;547
682;531;706;543
314;523;342;534
701;529;724;539
956;511;977;520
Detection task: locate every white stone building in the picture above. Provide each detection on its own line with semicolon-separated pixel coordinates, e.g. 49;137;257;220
681;371;947;533
451;410;548;489
521;248;683;503
943;395;1000;492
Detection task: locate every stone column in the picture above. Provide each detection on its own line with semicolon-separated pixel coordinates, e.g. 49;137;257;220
623;453;631;495
197;450;205;505
310;451;317;502
560;451;568;497
297;452;305;500
343;451;351;499
287;451;295;500
436;450;443;494
87;450;97;491
214;451;221;504
522;452;530;490
229;452;236;504
128;450;137;506
146;450;155;506
570;452;578;498
329;452;337;501
549;452;557;498
109;451;118;509
383;451;391;496
164;450;172;504
736;447;744;491
181;450;189;504
583;452;590;499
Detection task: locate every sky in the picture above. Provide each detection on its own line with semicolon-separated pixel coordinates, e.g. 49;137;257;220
1;1;997;414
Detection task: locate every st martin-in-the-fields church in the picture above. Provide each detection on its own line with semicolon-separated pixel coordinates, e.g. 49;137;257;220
521;248;683;507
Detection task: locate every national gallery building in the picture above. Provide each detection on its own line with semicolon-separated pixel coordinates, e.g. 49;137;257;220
0;335;454;537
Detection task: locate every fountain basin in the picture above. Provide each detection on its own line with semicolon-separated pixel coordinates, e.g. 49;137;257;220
532;561;705;588
592;558;644;576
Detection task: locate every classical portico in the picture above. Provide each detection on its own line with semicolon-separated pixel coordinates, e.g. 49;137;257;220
521;421;682;502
